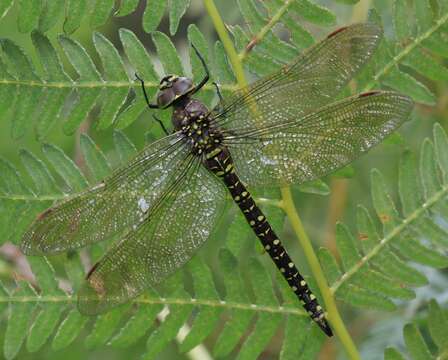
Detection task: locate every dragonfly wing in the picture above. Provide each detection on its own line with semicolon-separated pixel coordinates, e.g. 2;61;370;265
21;133;189;255
212;23;382;132
77;162;227;315
226;92;413;187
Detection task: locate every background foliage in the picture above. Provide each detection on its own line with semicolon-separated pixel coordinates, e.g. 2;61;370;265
0;0;447;359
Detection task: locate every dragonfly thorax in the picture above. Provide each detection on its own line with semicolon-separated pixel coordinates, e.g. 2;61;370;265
172;98;222;155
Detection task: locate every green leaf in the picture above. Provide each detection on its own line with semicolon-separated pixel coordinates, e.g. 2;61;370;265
404;48;448;82
403;323;433;360
59;35;103;134
420;139;442;200
79;133;111;181
213;41;236;84
393;0;410;41
85;305;131;349
109;302;163;348
93;32;129;129
19;149;60;195
27;256;60;293
115;0;140;17
4;282;37;360
433;124;448;183
169;0;190;35
89;0;114;28
142;291;193;359
113;130;138;164
38;0;65;32
291;0;335;26
414;0;433;32
64;0;87;34
42;143;88;192
152;31;184;76
213;249;253;357
143;0;166;33
385;347;406;360
383;69;435;105
31;31;72;140
427;300;448;351
335;222;362;270
18;0;42;33
398;150;421;215
0;39;42;139
26;304;65;352
370;168;400;231
179;258;221;353
337;284;396;311
52;309;88;351
119;28;158;82
318;248;342;286
280;316;308;360
386;300;448;359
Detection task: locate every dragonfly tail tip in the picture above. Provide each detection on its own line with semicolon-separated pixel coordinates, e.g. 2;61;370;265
318;318;334;337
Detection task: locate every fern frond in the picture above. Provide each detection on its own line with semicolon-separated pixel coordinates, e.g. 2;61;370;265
0;1;191;35
0;27;238;139
359;3;448;103
318;123;448;311
384;300;448;359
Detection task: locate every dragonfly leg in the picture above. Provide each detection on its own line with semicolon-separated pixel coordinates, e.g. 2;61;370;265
212;82;224;102
190;44;209;95
212;81;225;112
152;114;169;135
135;73;159;109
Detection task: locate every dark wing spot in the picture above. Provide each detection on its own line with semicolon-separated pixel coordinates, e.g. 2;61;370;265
37;207;53;220
327;26;348;39
86;262;100;280
358;91;381;98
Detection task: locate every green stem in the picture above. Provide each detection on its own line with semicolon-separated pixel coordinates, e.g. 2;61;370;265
203;0;247;87
203;1;360;359
0;294;306;316
0;79;237;91
238;0;295;61
280;188;360;360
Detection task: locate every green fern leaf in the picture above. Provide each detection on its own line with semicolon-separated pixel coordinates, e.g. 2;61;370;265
143;0;167;33
0;0;190;35
4;282;37;360
385;300;448;359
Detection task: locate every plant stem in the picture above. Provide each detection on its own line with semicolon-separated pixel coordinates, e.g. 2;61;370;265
203;0;360;359
280;187;360;360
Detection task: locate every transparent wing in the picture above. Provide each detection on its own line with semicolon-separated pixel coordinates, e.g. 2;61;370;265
212;23;382;132
225;92;413;187
21;133;191;255
77;161;227;315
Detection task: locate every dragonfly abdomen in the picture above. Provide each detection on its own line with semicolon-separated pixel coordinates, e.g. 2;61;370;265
204;145;333;336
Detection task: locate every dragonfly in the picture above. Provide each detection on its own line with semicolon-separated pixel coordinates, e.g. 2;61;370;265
21;23;413;337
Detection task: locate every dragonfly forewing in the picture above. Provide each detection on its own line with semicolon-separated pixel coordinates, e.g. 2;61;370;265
213;23;383;133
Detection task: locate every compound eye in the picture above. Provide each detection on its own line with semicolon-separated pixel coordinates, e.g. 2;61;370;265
173;78;193;94
157;89;175;108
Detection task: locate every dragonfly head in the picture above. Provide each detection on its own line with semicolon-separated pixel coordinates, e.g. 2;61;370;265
157;75;194;109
